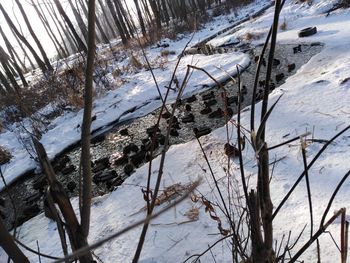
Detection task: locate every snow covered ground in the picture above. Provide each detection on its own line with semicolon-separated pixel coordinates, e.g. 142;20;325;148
1;0;350;262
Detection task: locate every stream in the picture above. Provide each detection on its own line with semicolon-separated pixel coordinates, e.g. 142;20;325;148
0;41;324;230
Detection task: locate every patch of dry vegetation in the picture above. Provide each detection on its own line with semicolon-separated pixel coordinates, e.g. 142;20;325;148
0;146;12;165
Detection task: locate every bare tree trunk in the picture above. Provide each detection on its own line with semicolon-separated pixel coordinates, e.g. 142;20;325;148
107;0;128;45
30;0;68;59
98;0;118;38
0;26;26;71
14;0;53;71
80;0;96;239
68;0;89;43
33;138;93;262
0;4;47;73
0;70;15;94
42;0;72;56
0;46;21;93
0;217;29;263
113;0;131;39
134;0;147;37
0;28;27;87
53;0;87;52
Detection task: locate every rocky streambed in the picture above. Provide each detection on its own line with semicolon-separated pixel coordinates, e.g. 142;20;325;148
0;42;323;230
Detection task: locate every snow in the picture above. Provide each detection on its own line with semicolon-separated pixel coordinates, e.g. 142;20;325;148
1;0;350;262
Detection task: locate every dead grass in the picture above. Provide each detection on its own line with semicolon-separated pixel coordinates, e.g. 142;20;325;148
240;31;264;41
0;146;12;165
160;50;176;57
280;18;287;31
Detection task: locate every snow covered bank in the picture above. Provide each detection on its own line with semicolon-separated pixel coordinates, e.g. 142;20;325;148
1;0;350;262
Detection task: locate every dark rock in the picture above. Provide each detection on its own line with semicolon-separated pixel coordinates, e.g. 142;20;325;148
91;115;97;122
94;170;118;183
259;80;265;87
33;176;47;190
23;204;40;218
95;156;110;167
273;58;280;66
167;116;178;124
92;163;107;173
202;91;215;101
0;197;5;207
209;108;224;118
170;128;179;137
25;192;42;205
124;163;134;175
61;165;76;175
340;77;350;85
130;151;146;166
107;176;124;189
114;155;128;166
276;73;285;82
224;143;239;157
67;181;77;192
269;82;276;90
226;96;238;105
0;208;5;219
204;99;217;107
186;95;197;103
226;107;234;116
146;125;160;136
171;122;181;130
181;113;195;123
157;134;166;145
161;111;171;119
43;197;54;220
241;85;247;95
193;127;212;138
119;128;129;136
288;63;296;72
200;106;212;115
123;143;139;155
142;139;158;151
185;104;192;111
53;155;71;172
256;89;264;101
293;44;302;54
91;133;105;144
254;55;260;63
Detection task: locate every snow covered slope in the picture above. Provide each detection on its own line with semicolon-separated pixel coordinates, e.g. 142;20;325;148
1;0;350;262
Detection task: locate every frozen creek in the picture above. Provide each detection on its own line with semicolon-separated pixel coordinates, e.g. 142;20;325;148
0;41;323;230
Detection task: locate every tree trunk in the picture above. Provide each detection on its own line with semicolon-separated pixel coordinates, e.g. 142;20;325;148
68;0;89;43
0;217;29;263
107;0;128;45
80;0;96;239
42;0;72;56
53;0;87;52
134;0;147;37
14;0;53;71
113;0;131;39
0;4;47;73
98;0;118;38
31;0;68;59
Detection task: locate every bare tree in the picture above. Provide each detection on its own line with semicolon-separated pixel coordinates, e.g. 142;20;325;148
14;0;53;71
0;3;48;73
29;0;68;59
53;0;87;52
0;217;29;263
80;0;96;241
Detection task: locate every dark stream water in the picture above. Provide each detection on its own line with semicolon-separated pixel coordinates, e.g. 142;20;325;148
0;42;323;230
